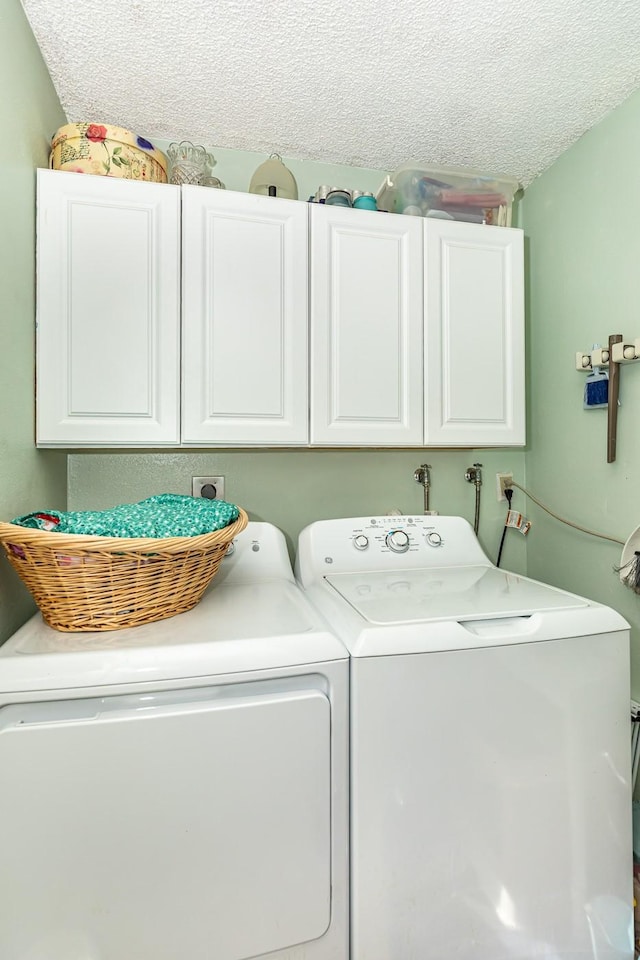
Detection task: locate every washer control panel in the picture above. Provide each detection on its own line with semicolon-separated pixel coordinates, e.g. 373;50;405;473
347;516;446;555
296;515;490;583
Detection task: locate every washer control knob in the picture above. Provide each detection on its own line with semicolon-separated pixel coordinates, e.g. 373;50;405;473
426;531;443;547
386;529;410;553
353;534;369;551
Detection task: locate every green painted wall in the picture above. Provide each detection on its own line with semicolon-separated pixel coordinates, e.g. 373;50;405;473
0;0;67;642
68;448;527;572
153;138;384;204
523;87;640;696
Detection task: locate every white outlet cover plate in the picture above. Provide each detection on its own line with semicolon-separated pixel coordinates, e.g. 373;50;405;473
496;473;513;502
192;476;225;500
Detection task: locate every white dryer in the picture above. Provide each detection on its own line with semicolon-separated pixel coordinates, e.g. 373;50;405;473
296;515;633;960
0;522;348;960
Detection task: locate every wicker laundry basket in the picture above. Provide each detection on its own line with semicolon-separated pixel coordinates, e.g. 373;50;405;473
0;508;248;633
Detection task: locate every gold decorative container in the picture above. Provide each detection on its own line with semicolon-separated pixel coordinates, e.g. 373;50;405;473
49;123;168;183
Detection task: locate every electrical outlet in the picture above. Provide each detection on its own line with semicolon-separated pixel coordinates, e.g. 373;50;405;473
496;472;513;502
192;476;225;500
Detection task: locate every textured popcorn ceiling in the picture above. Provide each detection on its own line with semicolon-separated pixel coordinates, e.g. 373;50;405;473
20;0;640;185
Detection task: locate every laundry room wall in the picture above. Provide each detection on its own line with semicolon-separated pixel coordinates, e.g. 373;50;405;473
65;141;529;573
0;0;67;643
68;449;527;571
522;86;640;697
152;139;385;204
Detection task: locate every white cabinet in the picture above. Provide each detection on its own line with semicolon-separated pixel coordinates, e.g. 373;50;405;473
36;169;181;446
37;172;307;448
36;171;525;449
424;220;525;446
310;210;524;447
181;187;308;445
310;205;424;446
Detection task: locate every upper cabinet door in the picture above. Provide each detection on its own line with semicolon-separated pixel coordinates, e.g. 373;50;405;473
36;169;181;446
424;221;525;446
181;188;309;445
310;205;424;446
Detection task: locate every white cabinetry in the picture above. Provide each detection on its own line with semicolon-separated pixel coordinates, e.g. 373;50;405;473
36;169;180;446
181;187;308;445
36;171;525;449
310;209;524;447
424;220;525;446
310;205;424;446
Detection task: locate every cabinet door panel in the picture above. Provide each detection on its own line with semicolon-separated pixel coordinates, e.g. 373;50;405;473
424;221;524;446
182;188;308;445
36;170;181;446
310;206;423;446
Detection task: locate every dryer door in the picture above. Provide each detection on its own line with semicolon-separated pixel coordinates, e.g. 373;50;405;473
0;680;331;960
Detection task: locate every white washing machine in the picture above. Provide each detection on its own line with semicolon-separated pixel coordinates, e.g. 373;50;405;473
296;515;633;960
0;522;349;960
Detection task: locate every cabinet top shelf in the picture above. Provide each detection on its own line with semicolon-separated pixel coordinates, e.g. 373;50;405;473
38;168;522;234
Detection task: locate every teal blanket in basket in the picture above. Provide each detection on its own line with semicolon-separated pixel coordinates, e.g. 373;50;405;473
12;494;240;538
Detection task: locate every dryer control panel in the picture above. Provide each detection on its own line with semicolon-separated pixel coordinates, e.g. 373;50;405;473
296;516;491;584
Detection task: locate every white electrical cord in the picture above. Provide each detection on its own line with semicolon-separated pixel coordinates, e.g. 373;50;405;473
508;480;624;546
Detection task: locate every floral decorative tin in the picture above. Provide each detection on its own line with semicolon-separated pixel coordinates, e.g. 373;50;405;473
49;123;168;182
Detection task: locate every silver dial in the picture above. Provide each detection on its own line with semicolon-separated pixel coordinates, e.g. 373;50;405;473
426;531;443;547
353;534;369;551
386;529;410;553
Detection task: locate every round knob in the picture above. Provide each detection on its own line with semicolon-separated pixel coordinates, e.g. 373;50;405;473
426;531;443;547
386;529;410;553
353;534;369;551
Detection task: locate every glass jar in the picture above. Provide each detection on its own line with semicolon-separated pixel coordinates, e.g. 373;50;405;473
167;141;214;186
353;192;378;211
325;189;352;207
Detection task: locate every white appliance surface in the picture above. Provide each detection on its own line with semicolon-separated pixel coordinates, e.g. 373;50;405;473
0;522;349;960
296;515;633;960
1;520;346;692
297;514;627;655
325;564;589;623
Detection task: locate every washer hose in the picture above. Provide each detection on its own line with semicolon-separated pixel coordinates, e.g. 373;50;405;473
464;463;482;535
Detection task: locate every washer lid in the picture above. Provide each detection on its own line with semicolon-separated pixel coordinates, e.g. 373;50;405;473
325;565;590;624
0;580;347;693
